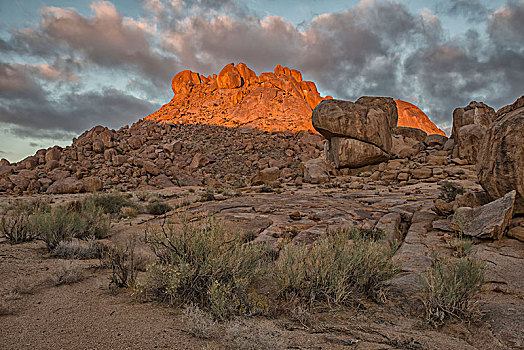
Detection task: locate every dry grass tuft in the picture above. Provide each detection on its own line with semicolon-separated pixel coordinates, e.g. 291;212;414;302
183;304;218;339
51;262;85;286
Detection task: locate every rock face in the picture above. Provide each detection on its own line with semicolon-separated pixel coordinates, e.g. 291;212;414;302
312;97;397;168
147;62;442;136
451;190;516;239
451;101;495;163
394;100;446;136
477;96;524;214
147;62;331;133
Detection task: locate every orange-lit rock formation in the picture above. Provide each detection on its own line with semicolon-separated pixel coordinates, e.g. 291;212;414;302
147;63;331;133
147;62;444;136
394;99;446;136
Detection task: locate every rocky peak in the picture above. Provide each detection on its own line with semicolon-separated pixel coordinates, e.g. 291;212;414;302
147;62;333;133
150;62;444;137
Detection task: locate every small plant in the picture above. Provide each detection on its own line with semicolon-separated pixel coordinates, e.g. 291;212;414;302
120;205;139;218
32;206;84;250
290;305;317;328
420;255;484;327
145;216;271;320
146;201;172;215
11;277;35;295
52;240;101;259
274;227;400;306
82;193;133;216
51;262;85;286
183;304;218;339
0;211;34;244
438;181;465;203
349;226;385;241
103;239;139;288
200;188;216;202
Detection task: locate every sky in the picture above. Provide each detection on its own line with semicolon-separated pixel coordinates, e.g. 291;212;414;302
0;0;523;162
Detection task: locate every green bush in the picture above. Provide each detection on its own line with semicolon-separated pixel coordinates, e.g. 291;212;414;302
32;203;110;251
420;255;484;327
146;201;172;215
102;239;139;288
274;228;400;306
82;193;133;216
145;216;271;320
438;181;465;203
0;199;50;243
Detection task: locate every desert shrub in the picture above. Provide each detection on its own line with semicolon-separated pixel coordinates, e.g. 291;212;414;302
348;226;385;241
0;199;50;243
0;211;34;244
146;201;172;215
183;304;218;339
274;228;400;306
11;277;35;295
82;192;133;216
102;239;139;288
420;255;484;327
52;240;101;259
76;201;111;239
438;181;465;203
145;216;271;320
224;320;287;350
51;262;85;286
32;204;110;250
290;305;317;328
200;188;216;202
120;205;139;218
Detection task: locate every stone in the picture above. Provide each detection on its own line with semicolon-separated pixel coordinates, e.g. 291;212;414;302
451;190;516;239
375;212;402;243
312;97;395;151
216;63;243;89
251;167;280;185
456;124;486;164
150;174;175;188
393;126;427;142
433;198;453;216
112;154;127;166
325;137;389;168
172;69;201;94
45;147;61;163
477;96;524;214
82;176;103;192
452;101;495;137
301;158;332;184
289;212;301;220
92;139;105;153
46;177;84;194
143;161;160;176
424;134;447;148
410;167;432;179
128;135;145;150
507;226;524;242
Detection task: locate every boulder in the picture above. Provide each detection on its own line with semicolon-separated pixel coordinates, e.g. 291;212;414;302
92;139;105;153
172;70;201;94
424;134;447;148
216;63;243;89
375;212;402;243
451;101;495;162
143;160;160;176
451;190;516;239
301;158;332;184
82;176;103;192
45;147;61;163
46;177;83;194
312;98;395;151
477;96;524;214
150;174;175;188
251;167;280;185
393;126;427;142
325;137;389;168
128;135;145;150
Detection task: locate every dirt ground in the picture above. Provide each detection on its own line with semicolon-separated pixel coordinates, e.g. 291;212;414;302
1;182;523;349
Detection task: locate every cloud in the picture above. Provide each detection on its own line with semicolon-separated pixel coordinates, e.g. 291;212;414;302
1;0;523;145
434;0;491;20
0;61;157;139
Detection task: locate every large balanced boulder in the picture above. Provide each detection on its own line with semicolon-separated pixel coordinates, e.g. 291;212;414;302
312;97;397;168
477;96;524;214
451;101;495;163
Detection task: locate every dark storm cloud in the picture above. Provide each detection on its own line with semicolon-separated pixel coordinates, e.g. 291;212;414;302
0;61;157;139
